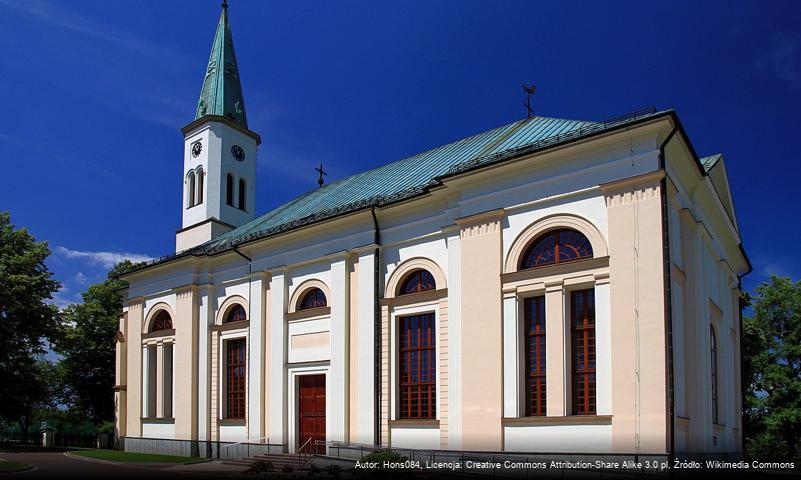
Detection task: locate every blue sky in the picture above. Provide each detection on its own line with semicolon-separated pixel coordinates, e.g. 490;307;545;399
0;0;799;307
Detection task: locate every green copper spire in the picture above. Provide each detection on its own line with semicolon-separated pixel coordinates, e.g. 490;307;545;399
195;1;248;129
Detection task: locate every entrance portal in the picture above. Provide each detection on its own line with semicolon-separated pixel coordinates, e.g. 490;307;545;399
297;374;325;454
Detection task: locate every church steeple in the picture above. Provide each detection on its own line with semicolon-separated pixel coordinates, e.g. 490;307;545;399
177;0;259;253
195;0;248;129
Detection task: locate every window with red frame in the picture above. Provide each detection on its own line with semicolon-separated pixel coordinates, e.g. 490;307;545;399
299;288;327;310
225;304;247;323
226;338;246;419
571;289;596;415
399;270;436;295
150;310;173;332
399;313;436;419
520;229;593;270
524;296;546;416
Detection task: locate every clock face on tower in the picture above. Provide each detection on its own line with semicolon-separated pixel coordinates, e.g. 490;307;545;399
231;145;245;162
191;141;202;158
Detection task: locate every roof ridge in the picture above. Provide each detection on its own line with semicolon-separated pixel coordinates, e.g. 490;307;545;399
192;110;662;254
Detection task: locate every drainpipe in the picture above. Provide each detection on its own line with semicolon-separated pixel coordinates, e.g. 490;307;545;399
658;125;678;471
370;206;382;446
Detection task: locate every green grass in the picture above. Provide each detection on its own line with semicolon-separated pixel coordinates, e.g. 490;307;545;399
73;449;199;464
0;459;31;472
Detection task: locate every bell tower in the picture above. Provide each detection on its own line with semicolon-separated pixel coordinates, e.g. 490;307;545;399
176;0;260;253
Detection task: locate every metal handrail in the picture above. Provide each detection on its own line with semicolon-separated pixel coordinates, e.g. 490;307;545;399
220;435;271;450
297;436;315;464
219;436;272;460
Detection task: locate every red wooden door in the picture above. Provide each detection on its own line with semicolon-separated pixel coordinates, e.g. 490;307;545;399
298;374;326;454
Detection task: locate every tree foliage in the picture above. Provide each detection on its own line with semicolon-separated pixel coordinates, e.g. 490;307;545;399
743;275;801;461
0;212;60;429
53;260;140;424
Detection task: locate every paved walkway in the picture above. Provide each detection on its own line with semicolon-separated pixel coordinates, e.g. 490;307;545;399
0;450;246;479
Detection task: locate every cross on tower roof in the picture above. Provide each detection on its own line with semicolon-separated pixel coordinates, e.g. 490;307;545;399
315;163;328;188
522;83;536;119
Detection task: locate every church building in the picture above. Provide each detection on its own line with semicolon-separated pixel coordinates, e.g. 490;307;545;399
114;3;750;459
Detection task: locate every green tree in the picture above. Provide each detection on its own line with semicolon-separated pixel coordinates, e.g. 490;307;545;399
742;275;801;461
0;211;60;440
53;261;140;424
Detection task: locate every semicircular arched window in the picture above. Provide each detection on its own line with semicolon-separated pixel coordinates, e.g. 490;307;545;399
399;269;436;295
520;229;593;270
224;304;247;323
299;288;327;310
150;310;173;332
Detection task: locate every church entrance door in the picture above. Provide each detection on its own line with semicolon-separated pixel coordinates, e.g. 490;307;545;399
297;374;326;454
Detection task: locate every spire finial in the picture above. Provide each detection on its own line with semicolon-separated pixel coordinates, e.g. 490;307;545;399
222;0;228;10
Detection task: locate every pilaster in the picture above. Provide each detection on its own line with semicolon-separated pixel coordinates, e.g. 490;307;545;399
455;209;504;451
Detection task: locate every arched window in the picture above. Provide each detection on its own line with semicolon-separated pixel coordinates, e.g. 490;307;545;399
238;179;246;211
711;324;718;424
187;171;196;207
299;288;327;310
196;168;204;205
226;174;234;206
224;304;247;323
150;310;173;332
520;229;593;270
399;269;436;295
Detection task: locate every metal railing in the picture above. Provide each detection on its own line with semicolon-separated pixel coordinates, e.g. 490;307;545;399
297;436;315;465
219;436;278;460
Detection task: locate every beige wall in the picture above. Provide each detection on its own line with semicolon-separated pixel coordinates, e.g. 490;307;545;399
174;286;199;440
125;299;144;437
114;313;128;442
603;171;668;454
457;209;504;451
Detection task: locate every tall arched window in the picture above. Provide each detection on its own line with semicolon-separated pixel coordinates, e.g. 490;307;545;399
299;288;327;310
187;171;196;207
520;229;593;270
571;289;596;415
150;310;173;332
525;296;546;416
224;304;247;323
226;173;234;206
196;168;204;205
711;325;719;424
399;269;436;295
238;179;246;211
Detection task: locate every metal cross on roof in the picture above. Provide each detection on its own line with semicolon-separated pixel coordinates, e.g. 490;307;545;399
315;163;328;188
522;83;536;119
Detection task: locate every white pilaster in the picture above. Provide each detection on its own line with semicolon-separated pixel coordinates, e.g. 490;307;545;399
248;273;266;440
329;256;349;442
268;269;287;444
502;293;519;417
594;279;612;415
356;249;376;444
445;228;462;450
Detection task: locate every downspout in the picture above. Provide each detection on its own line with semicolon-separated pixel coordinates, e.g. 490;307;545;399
370;206;382;446
658;126;678;470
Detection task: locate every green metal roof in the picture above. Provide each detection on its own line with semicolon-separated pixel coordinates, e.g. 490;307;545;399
194;3;248;129
198;108;667;254
700;154;722;172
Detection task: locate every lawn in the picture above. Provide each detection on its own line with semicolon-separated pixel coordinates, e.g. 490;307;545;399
0;459;31;472
73;449;200;464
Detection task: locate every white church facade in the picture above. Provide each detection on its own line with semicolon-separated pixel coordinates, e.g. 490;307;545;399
114;3;750;459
